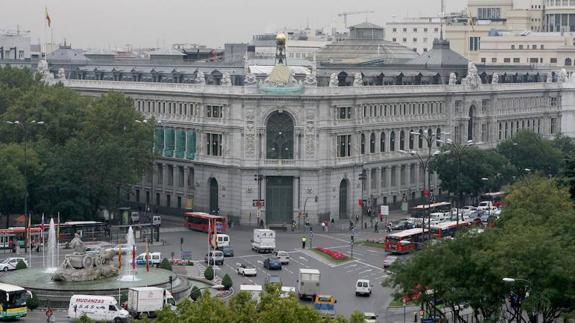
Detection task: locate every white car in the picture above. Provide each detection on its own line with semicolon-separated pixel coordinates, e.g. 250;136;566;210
477;201;495;211
274;251;290;264
355;279;372;296
461;206;477;215
0;257;28;271
364;312;378;323
383;256;398;268
236;263;257;277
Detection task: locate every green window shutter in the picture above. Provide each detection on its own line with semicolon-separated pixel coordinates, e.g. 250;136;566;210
154;127;165;155
186;131;196;160
175;129;186;159
164;128;175;157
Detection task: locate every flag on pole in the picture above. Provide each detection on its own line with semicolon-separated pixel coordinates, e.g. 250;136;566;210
118;246;122;270
57;212;60;242
45;7;52;28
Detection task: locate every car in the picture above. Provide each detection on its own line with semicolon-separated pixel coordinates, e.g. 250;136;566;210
390;220;413;231
383;256;398;269
477;201;494;211
135;252;162;266
0;257;28;271
265;274;282;287
274;251;290;264
461;206;477;215
364;312;378;323
263;257;282;270
204;250;224;266
355;279;372;296
236;263;257;276
219;246;234;257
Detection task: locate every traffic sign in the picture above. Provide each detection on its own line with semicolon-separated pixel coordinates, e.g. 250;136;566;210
380;205;389;216
252;199;265;208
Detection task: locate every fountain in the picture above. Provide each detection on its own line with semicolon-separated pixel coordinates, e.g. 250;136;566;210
0;226;192;306
45;218;57;273
118;226;138;281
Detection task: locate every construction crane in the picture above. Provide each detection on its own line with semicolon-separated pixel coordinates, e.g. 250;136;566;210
338;10;375;28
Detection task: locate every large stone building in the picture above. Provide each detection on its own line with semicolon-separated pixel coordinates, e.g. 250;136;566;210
385;17;442;54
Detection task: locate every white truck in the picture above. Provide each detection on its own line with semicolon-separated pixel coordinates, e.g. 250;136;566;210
297;268;321;300
68;295;130;322
251;229;276;253
127;287;176;319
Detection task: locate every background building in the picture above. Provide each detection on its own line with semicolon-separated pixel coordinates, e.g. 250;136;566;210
385;17;442;54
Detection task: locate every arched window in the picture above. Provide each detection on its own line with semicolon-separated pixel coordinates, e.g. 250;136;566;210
266;111;294;159
428;128;433;148
390;131;396;151
468;106;476;141
380;132;386;152
400;130;405;151
418;129;424;148
566;58;572;66
360;133;366;154
409;130;414;150
209;177;219;214
370;133;376;153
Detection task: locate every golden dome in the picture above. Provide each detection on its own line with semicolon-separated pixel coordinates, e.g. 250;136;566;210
276;32;287;44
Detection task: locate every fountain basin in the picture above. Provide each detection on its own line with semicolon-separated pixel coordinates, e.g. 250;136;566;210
1;268;195;307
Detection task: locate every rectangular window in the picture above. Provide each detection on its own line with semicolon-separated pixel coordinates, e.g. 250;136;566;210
392;28;397;32
381;167;387;188
413;38;418;42
513;58;520;63
529;58;539;63
178;166;185;187
392;38;397;42
424;28;428;32
157;164;163;185
492;57;497;63
205;105;223;118
336;135;352;157
551;58;557;64
167;165;174;186
413;28;418;32
390;166;397;186
469;37;481;51
551;118;557;134
519;45;524;50
206;133;223;156
504;58;511;63
338;107;352;120
477;7;501;19
481;58;486;63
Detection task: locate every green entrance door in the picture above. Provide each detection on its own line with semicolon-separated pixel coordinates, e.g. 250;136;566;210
265;176;293;225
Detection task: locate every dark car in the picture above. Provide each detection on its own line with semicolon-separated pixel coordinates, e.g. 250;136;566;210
265;274;282;287
219;246;234;257
390;220;413;231
263;257;283;270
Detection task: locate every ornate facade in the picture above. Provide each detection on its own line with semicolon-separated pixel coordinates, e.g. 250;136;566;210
63;75;573;226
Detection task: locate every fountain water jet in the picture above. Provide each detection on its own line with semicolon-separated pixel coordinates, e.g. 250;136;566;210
118;226;138;281
44;218;57;273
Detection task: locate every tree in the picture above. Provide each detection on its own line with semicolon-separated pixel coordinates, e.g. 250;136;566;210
15;260;27;270
26;291;39;310
497;131;563;176
189;286;201;301
204;266;214;281
222;273;233;290
431;145;515;205
349;311;365;323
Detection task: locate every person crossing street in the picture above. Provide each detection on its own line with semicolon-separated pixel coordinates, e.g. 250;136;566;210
301;236;307;249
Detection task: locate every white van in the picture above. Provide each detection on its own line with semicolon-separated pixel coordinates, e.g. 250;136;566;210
216;234;230;248
68;295;129;322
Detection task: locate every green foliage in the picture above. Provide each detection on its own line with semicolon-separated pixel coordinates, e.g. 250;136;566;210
75;313;94;323
0;66;154;220
389;175;575;323
15;260;27;270
204;265;214;281
497;130;563;176
431;145;515;200
158;258;172;271
26;291;39;310
349;311;365;323
222;273;233;290
189;286;201;301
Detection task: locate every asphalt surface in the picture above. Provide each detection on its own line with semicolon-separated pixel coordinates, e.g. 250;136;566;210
6;212;412;322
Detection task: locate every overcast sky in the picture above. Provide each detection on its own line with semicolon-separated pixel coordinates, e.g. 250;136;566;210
1;0;465;49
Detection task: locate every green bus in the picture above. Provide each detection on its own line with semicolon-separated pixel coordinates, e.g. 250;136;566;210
0;283;28;319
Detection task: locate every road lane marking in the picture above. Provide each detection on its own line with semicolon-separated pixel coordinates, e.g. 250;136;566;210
298;256;308;261
357;269;372;275
342;264;358;269
366;249;379;253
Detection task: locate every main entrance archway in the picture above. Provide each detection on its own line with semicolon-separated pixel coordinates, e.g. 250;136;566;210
339;179;349;219
208;178;219;214
265;176;293;225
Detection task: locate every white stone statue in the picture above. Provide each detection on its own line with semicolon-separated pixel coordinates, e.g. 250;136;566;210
463;62;481;88
244;73;257;86
546;72;553;83
221;72;232;86
559;69;568;83
304;72;317;87
353;72;364;87
448;73;457;85
195;71;206;85
57;68;66;81
491;73;499;84
37;59;54;83
329;73;339;87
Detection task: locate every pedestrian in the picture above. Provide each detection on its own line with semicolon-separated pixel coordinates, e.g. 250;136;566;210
291;219;296;232
321;222;326;232
45;307;54;323
330;217;335;225
325;221;329;233
259;218;264;229
387;223;392;233
349;220;354;231
355;214;359;224
301;236;307;249
374;221;379;233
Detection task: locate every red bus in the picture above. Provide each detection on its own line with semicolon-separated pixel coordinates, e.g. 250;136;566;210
184;212;227;233
430;221;470;239
0;227;45;249
384;228;429;254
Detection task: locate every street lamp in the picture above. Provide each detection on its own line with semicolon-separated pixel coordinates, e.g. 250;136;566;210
302;195;318;231
5;120;45;227
399;130;442;243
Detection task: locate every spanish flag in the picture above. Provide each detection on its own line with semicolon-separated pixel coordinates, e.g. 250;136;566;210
45;7;52;28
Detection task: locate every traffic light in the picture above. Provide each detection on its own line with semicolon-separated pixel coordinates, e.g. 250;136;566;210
351;235;354;242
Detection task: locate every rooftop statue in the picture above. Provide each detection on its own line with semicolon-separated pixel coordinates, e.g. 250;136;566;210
491;73;499;84
329;73;339;87
353;73;363;87
195;71;206;85
221;72;232;86
448;73;457;85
